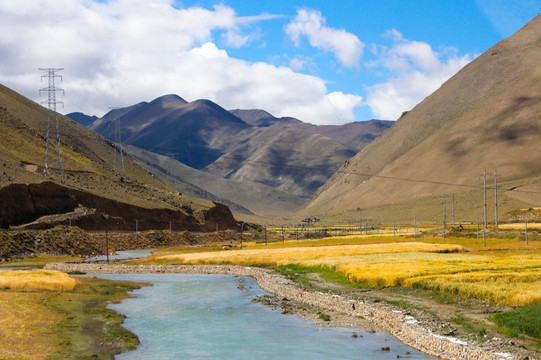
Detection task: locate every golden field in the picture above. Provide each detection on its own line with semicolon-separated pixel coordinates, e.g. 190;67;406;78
142;236;541;306
499;222;541;229
0;270;77;291
0;291;62;360
148;242;464;266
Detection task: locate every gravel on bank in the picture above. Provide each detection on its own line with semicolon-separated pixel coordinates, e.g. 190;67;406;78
45;263;526;360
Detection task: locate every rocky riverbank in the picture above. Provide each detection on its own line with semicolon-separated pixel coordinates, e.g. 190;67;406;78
45;263;531;360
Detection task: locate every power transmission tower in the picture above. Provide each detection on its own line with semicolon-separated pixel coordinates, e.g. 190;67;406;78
113;118;125;176
39;68;64;181
169;154;178;192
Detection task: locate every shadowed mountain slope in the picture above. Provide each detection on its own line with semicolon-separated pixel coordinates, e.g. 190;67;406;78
230;109;393;149
300;14;541;217
74;95;384;215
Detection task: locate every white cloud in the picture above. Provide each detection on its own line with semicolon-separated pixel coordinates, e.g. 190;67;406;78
0;0;362;125
365;30;473;120
285;9;364;68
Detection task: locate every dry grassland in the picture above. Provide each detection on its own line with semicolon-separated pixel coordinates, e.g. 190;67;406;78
499;222;541;229
0;270;77;291
0;291;61;360
145;236;541;306
148;242;464;266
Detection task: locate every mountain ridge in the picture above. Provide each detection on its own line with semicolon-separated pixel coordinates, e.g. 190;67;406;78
69;96;392;215
299;13;541;218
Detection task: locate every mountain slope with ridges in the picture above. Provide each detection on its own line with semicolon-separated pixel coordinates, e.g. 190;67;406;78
300;14;541;217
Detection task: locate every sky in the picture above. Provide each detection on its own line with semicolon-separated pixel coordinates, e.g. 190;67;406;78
1;1;540;125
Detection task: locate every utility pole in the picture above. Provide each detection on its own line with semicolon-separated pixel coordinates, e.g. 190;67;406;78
452;194;455;226
240;222;244;250
39;68;64;181
494;170;498;228
442;195;446;242
483;171;487;230
525;220;528;245
483;171;487;247
365;218;368;235
103;214;110;264
359;209;362;236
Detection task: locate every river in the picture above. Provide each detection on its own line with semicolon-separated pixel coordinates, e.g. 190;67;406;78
93;273;434;360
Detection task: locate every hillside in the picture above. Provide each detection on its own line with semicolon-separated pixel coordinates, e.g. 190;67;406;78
71;96;388;215
300;14;541;219
125;144;306;216
0;84;237;231
231;109;392;149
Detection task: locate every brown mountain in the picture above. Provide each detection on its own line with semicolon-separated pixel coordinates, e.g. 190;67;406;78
230;109;393;149
73;96;386;215
300;14;541;219
0;84;237;231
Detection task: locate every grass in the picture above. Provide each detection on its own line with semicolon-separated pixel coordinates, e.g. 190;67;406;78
451;314;487;340
140;234;541;306
0;254;83;268
141;242;465;266
0;275;145;360
492;304;541;340
276;264;372;289
0;270;77;291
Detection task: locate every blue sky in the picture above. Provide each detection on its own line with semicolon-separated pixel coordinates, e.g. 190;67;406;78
0;0;540;124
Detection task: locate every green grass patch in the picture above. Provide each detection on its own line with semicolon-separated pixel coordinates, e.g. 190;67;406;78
384;299;433;314
49;276;148;359
318;312;331;321
452;314;487;340
0;254;83;268
492;304;541;340
275;264;372;289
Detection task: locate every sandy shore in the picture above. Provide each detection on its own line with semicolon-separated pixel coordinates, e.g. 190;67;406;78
45;262;529;360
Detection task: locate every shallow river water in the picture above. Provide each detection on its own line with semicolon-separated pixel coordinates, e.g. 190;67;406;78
93;273;434;360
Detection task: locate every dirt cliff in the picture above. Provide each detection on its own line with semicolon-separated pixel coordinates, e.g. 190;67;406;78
0;182;238;231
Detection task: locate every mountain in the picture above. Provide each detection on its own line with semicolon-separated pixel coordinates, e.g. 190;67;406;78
65;112;97;127
230;109;393;150
0;84;237;231
71;96;389;215
300;14;541;219
125;145;306;217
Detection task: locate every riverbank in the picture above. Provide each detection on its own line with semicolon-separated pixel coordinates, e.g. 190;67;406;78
45;263;532;360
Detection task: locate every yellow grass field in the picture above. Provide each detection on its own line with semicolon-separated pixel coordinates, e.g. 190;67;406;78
499;222;541;229
0;291;62;360
149;242;464;266
0;270;77;291
144;238;541;306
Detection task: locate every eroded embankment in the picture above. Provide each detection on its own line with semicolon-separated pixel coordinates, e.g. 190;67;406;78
45;263;522;360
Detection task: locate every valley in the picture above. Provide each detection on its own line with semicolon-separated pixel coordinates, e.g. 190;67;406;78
1;5;541;360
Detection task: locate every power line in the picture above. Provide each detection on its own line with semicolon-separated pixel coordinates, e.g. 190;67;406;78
39;68;64;182
129;143;541;196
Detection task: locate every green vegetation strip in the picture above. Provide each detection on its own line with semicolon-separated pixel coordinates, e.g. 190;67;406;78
276;264;372;289
492;304;541;340
51;276;145;359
